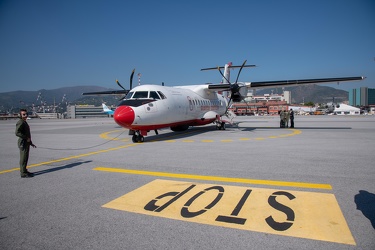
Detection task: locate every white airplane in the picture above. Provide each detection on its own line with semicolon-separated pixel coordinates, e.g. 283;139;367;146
83;61;364;142
102;103;114;115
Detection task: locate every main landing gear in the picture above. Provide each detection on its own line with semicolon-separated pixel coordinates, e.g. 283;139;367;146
216;121;226;130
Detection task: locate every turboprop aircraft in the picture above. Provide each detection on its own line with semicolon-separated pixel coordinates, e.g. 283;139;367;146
83;61;364;142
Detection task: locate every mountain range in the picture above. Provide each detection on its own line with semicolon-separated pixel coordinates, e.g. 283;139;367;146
0;84;348;113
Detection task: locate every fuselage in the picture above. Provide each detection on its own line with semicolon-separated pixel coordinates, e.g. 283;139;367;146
113;84;227;135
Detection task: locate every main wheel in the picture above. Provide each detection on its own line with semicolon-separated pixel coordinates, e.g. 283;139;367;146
138;135;144;142
132;135;138;143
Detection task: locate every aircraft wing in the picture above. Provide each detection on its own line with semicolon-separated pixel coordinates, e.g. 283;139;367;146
82;90;128;96
247;76;365;89
207;76;365;91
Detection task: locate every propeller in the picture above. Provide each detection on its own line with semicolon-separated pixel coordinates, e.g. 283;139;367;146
81;68;137;98
216;60;248;114
116;69;135;99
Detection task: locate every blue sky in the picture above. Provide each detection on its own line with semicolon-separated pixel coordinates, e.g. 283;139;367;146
0;0;374;93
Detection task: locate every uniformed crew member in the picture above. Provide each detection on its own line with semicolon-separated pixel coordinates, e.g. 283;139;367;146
15;109;36;178
290;109;294;128
285;109;290;128
279;110;285;128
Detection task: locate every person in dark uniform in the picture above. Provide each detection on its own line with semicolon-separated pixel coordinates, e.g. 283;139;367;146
15;109;36;178
285;109;290;128
279;110;285;128
289;109;294;128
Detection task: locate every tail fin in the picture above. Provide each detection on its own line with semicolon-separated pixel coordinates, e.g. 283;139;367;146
102;103;111;112
222;62;232;84
102;103;114;115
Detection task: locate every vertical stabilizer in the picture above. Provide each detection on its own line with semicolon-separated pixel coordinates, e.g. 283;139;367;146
222;62;232;84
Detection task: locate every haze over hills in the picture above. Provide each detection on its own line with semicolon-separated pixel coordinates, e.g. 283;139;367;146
0;86;120;113
0;84;349;113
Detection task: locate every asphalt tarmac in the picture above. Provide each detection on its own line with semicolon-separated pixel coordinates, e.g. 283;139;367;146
1;115;374;250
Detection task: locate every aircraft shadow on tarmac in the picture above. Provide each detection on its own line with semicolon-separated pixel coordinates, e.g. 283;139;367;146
140;125;353;142
354;190;375;230
222;126;352;132
289;127;352;129
145;126;215;142
32;161;92;176
144;124;273;141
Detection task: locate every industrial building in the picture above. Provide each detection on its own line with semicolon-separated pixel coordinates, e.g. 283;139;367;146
229;91;291;116
67;105;111;119
349;87;375;106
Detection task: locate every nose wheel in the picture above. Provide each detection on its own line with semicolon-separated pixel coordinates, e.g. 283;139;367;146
132;131;144;143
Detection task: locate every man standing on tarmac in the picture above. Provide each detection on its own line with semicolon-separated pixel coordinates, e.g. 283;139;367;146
15;109;36;178
285;109;290;128
290;108;295;128
279;110;285;128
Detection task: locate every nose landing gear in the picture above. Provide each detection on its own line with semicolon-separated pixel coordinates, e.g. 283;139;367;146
132;133;144;143
130;130;145;143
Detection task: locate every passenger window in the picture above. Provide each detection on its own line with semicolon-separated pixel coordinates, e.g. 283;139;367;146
132;91;148;99
149;91;160;99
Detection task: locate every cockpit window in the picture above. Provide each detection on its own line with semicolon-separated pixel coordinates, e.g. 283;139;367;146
125;91;134;99
149;91;160;99
157;91;166;99
132;91;148;99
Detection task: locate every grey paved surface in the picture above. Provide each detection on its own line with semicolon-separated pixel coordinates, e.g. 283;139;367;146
0;115;374;249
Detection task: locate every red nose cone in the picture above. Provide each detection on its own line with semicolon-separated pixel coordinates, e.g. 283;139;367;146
114;106;135;128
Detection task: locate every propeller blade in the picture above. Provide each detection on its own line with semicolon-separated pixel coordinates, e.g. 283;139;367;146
234;60;247;84
130;68;135;90
116;79;126;90
217;66;230;84
225;96;233;115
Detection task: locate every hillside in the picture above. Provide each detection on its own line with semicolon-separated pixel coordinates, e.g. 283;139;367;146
0;86;120;113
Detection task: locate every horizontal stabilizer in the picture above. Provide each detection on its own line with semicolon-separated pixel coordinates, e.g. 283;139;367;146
201;65;256;71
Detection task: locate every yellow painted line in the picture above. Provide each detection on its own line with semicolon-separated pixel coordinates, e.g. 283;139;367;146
103;179;355;245
93;167;332;190
101;128;302;143
99;129;123;140
0;168;19;174
0;144;138;175
2;128;302;175
220;139;233;142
